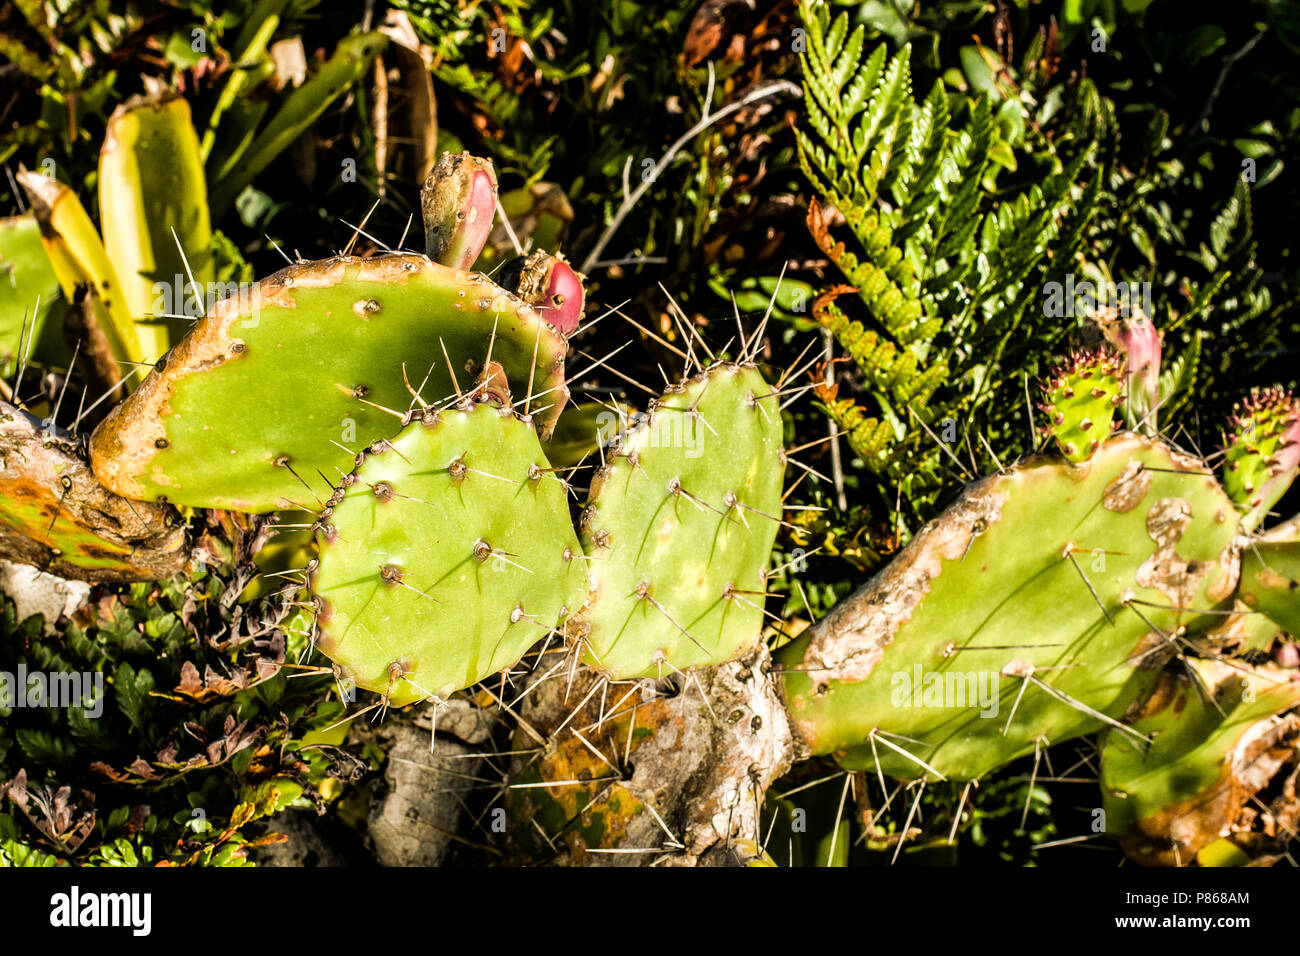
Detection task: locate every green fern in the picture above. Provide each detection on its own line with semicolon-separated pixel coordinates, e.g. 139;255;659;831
796;0;1101;514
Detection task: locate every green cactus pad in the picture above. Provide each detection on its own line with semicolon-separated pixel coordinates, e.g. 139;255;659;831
308;399;587;706
779;434;1242;781
574;362;786;679
1100;660;1300;866
1040;349;1125;463
1238;538;1300;636
0;401;187;582
1221;387;1300;533
88;254;568;513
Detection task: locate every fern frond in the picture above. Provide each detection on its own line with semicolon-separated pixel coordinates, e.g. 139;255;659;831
814;294;947;404
1158;330;1203;421
814;388;895;473
796;0;1100;509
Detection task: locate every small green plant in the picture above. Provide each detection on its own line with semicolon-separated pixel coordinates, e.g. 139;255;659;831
0;520;357;866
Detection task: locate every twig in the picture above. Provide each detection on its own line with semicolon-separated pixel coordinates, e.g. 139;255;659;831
580;81;800;272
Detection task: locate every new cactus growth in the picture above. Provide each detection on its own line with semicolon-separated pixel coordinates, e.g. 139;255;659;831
574;361;786;679
1100;660;1300;866
500;251;586;336
421;152;498;270
0;400;187;581
1221;387;1300;533
1039;348;1125;463
307;398;587;706
779;434;1241;781
88;254;569;512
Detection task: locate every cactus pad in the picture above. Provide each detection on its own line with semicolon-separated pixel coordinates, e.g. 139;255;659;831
88;254;568;513
779;434;1242;781
0;213;68;376
1040;349;1125;463
1238;537;1300;636
1100;660;1300;866
0;401;187;582
574;362;786;679
308;399;587;706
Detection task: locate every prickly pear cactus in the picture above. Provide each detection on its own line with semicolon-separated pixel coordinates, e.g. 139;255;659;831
88;254;568;513
1040;349;1125;463
573;361;786;679
307;398;587;706
0;400;187;581
1222;387;1300;533
779;434;1241;781
1101;659;1300;866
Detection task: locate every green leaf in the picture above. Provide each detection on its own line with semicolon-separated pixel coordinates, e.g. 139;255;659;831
209;32;388;214
112;662;155;734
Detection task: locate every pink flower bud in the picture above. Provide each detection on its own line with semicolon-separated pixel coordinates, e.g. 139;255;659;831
421;153;498;270
1096;305;1161;432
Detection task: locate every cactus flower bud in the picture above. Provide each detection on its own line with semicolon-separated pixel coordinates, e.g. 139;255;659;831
499;250;586;336
1039;348;1125;463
